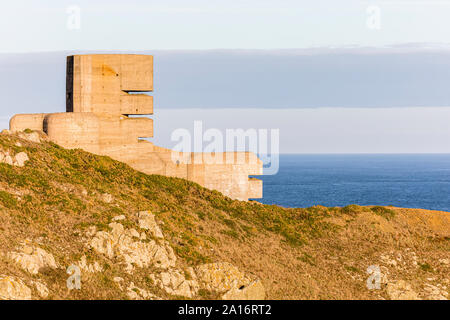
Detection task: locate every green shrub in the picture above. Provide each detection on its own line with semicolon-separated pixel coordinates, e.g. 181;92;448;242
419;263;433;272
0;190;17;208
342;204;365;215
371;206;396;219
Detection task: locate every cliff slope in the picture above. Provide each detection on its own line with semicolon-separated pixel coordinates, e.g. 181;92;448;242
0;131;448;300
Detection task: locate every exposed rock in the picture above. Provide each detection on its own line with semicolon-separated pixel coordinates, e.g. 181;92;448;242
379;266;390;286
195;262;249;293
151;268;199;298
129;228;140;239
0;275;32;300
85;226;97;237
14;152;29;167
186;267;196;280
150;261;265;299
18;131;41;143
423;283;448;300
7;242;57;275
32;281;49;299
0;149;29;167
85;213;265;299
151;263;265;299
0;151;13;165
88;221;176;272
380;250;418;270
386;280;420;300
137;211;164;239
101;193;113;203
113;277;124;290
222;279;266;300
126;282;160;300
112;215;126;221
78;255;103;273
195;262;265;299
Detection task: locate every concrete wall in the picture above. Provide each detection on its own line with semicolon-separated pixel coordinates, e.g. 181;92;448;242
10;54;262;201
67;54;153;115
44;112;153;154
10;113;48;132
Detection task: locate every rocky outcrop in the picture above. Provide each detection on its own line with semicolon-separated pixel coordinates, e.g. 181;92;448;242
423;283;448;300
18;131;42;143
196;263;248;293
0;149;29;167
137;211;164;239
86;212;265;300
77;255;103;273
379;250;448;300
101;193;113;204
150;262;265;299
151;268;199;298
7;242;57;275
386;280;419;300
196;263;265;300
32;281;49;299
0;211;265;300
0;275;32;300
126;282;161;300
222;279;265;300
88;220;176;273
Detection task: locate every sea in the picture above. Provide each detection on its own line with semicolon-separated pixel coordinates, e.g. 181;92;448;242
256;154;450;212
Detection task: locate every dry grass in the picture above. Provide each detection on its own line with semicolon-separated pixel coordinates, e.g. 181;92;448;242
0;132;448;299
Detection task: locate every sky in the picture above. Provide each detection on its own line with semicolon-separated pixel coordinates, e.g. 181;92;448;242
1;0;450;52
1;1;450;153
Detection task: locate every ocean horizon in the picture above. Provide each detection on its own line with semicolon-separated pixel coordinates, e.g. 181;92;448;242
256;153;450;212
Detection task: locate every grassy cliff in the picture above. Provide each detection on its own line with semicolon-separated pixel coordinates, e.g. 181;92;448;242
0;131;448;300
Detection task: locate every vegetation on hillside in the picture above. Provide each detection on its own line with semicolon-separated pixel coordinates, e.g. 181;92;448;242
0;132;448;300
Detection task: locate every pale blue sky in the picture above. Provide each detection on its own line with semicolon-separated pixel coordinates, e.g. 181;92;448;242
1;49;450;153
1;0;450;52
1;1;450;153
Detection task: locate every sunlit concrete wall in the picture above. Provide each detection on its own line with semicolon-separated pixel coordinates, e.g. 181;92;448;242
10;54;262;201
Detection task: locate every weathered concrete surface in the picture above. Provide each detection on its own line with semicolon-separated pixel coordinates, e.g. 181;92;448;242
9;54;262;201
67;54;153;115
10;113;48;132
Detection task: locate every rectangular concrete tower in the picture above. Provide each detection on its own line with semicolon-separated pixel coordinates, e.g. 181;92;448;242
10;54;263;201
66;54;154;115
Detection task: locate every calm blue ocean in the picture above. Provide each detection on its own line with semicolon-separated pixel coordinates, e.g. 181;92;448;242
256;154;450;212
